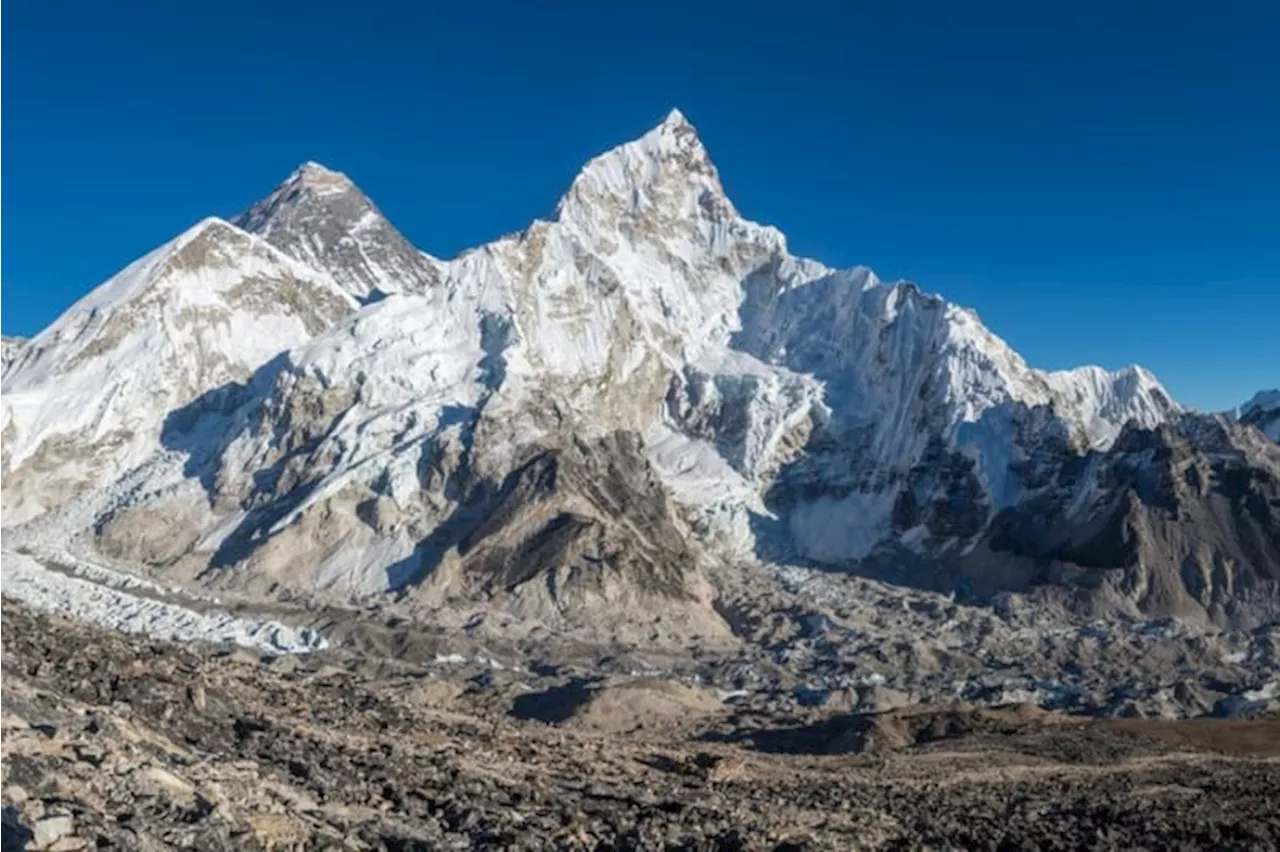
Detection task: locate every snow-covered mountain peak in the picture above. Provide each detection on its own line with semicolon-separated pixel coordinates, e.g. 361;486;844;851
1240;389;1280;417
0;217;356;521
556;109;735;233
286;160;353;195
660;107;692;130
177;214;237;242
25;216;253;324
9;111;1244;624
1234;389;1280;442
236;163;371;241
631;107;709;160
1114;365;1174;407
4;213;354;397
1040;363;1178;448
234;162;442;300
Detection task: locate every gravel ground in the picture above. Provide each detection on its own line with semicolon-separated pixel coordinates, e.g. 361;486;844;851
4;600;1280;850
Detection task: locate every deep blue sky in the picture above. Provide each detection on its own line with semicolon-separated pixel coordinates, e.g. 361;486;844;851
4;1;1277;410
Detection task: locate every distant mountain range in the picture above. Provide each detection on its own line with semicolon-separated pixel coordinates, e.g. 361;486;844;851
3;110;1278;633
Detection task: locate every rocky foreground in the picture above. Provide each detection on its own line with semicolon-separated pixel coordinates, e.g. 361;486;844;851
3;600;1279;851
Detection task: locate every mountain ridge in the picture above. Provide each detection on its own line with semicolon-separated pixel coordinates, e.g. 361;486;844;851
3;110;1276;632
233;162;444;301
1234;389;1280;442
1;216;356;523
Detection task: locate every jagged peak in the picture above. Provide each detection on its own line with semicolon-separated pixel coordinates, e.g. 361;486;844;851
172;216;240;247
63;217;242;314
1047;362;1164;386
660;107;691;130
163;216;341;276
294;159;340;176
8;211;349;383
556;108;732;227
1049;363;1155;386
1114;363;1163;385
233;163;365;236
234;162;377;241
1240;389;1280;416
155;217;289;276
273;159;353;191
231;160;444;299
281;161;356;196
632;106;711;164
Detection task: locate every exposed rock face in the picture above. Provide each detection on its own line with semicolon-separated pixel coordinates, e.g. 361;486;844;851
972;415;1280;625
1;109;1274;630
445;433;703;601
233;162;443;300
393;431;732;642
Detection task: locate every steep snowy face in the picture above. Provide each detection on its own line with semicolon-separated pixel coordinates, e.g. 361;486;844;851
1;336;26;376
156;306;517;600
1;218;356;522
733;273;1176;468
721;267;1180;561
394;110;800;441
233;162;443;300
1041;365;1175;446
542;113;792;356
1236;390;1280;442
545;108;787;366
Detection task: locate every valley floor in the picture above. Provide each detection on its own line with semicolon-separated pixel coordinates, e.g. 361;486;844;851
3;600;1279;851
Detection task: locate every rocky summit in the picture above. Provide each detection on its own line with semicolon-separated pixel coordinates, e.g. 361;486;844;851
2;110;1279;849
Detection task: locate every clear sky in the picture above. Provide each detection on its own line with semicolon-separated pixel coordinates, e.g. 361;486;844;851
4;0;1277;410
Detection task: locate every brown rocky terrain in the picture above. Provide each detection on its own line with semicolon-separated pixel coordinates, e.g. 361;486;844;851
971;415;1280;627
4;599;1279;851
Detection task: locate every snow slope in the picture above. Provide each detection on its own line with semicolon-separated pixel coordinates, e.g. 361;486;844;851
1;217;357;522
1;336;26;376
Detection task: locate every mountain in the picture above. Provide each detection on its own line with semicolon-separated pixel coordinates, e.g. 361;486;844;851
969;413;1280;623
3;110;1275;632
1234;390;1280;442
1;336;26;375
0;218;356;523
232;162;444;301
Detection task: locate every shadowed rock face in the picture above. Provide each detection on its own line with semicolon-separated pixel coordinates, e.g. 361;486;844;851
362;429;735;645
232;162;442;300
972;415;1280;625
454;432;703;602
